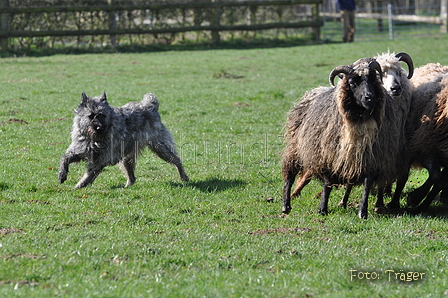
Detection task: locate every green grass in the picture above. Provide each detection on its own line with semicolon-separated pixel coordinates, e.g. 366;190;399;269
1;36;448;297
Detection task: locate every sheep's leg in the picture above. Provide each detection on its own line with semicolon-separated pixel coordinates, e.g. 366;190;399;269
318;178;332;215
282;169;297;214
291;171;312;198
374;184;386;214
439;183;448;204
358;176;374;219
387;172;409;210
407;157;440;207
384;183;393;197
414;168;448;214
338;184;353;209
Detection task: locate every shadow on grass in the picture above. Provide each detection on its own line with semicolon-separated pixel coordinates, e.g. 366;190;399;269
409;204;448;220
388;190;448;220
1;37;339;58
370;201;448;220
170;177;246;193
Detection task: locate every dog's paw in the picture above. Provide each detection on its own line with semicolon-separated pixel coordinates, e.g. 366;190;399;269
58;172;67;183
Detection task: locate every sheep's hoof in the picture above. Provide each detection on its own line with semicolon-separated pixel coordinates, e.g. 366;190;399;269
338;200;347;209
374;205;387;214
440;195;448;205
386;202;400;210
409;207;421;216
282;207;292;214
318;208;328;216
358;211;368;219
407;190;425;207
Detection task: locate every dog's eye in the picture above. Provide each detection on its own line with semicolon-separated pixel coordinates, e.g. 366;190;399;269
88;114;95;119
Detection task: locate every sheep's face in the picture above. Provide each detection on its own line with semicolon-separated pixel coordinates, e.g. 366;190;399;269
330;59;383;119
374;52;414;96
381;67;403;97
349;70;379;112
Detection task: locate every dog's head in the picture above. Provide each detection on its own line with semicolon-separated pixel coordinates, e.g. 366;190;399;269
75;91;112;140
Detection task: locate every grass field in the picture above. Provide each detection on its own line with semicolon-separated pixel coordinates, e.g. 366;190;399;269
1;36;448;297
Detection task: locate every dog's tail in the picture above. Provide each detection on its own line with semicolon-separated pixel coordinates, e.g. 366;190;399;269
141;93;159;111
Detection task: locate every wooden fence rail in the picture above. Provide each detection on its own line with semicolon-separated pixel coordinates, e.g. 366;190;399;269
0;0;324;49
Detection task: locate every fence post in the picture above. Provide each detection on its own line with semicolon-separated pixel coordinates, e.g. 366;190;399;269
441;0;448;33
311;2;321;41
0;0;9;50
387;3;393;40
211;0;221;44
108;0;117;47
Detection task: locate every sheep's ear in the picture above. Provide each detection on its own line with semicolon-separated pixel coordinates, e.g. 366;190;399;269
99;91;107;102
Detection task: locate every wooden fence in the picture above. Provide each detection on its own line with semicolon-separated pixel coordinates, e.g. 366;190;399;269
0;0;324;49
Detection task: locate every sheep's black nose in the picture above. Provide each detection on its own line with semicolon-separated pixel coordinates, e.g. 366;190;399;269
365;93;375;102
363;93;377;111
390;85;402;96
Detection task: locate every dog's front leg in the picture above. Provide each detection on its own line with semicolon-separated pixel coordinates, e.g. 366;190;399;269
58;152;82;183
75;164;104;188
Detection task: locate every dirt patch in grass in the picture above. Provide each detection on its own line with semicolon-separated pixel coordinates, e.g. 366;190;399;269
4;253;42;260
26;200;50;205
0;280;40;287
249;227;312;236
1;118;28;124
0;228;23;237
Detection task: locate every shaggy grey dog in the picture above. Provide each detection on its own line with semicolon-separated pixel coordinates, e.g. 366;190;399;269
58;91;189;188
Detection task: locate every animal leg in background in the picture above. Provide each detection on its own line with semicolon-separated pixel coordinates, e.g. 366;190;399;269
387;172;409;210
338;184;353;209
413;167;448;213
407;156;441;207
318;178;333;215
439;182;448;203
291;171;312;197
373;184;386;213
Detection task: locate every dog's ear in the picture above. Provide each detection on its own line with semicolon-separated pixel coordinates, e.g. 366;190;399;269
81;91;89;106
100;91;107;102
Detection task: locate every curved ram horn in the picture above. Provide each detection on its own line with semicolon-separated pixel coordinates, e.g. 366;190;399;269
329;65;353;87
368;60;383;82
395;52;414;79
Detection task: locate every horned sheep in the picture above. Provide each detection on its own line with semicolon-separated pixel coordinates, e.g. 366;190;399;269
389;62;448;213
282;53;414;219
289;52;414;212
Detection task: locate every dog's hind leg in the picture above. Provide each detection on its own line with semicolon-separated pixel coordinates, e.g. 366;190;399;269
75;164;104;188
151;141;189;182
120;157;136;187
